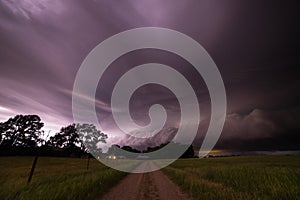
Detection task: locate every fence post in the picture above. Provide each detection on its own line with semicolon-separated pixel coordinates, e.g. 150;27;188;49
27;156;38;184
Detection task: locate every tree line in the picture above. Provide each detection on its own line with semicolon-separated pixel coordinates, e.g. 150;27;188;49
0;114;194;158
0;114;107;157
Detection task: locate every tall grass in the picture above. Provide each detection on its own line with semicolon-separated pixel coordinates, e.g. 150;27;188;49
0;157;127;200
163;156;300;200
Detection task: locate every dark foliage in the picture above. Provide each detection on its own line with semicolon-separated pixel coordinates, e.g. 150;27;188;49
0;115;44;147
0;114;195;158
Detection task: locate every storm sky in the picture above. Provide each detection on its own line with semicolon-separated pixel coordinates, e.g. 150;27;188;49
0;0;299;151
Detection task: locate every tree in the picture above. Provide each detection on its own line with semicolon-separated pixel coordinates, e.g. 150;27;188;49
47;123;107;155
121;146;141;153
180;145;195;158
76;123;108;154
47;124;80;149
0;115;44;147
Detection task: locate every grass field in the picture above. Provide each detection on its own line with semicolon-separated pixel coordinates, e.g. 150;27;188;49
163;156;300;200
1;156;299;200
0;156;127;200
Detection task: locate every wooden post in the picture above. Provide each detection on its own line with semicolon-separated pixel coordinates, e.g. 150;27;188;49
86;155;90;170
27;156;38;184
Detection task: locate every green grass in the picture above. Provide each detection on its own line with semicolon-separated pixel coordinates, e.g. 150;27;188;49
2;156;300;200
0;156;127;200
163;156;300;200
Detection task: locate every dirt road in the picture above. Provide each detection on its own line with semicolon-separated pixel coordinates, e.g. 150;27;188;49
100;169;193;200
99;161;192;200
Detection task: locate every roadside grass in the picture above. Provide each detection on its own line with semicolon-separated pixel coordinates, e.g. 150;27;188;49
0;156;127;200
163;156;300;200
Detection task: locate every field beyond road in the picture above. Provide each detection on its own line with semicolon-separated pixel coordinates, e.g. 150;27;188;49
0;156;299;200
163;156;300;200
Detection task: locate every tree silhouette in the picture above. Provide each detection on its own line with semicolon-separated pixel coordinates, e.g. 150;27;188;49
47;124;80;150
121;146;140;153
180;144;195;158
0;115;44;147
76;123;107;154
47;123;107;155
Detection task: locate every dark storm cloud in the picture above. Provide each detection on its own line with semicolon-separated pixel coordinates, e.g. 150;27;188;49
0;0;299;150
214;107;300;150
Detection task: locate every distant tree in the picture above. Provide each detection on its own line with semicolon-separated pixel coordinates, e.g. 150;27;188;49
121;146;141;153
76;123;108;154
0;115;44;147
47;124;80;150
144;143;167;153
181;145;195;158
